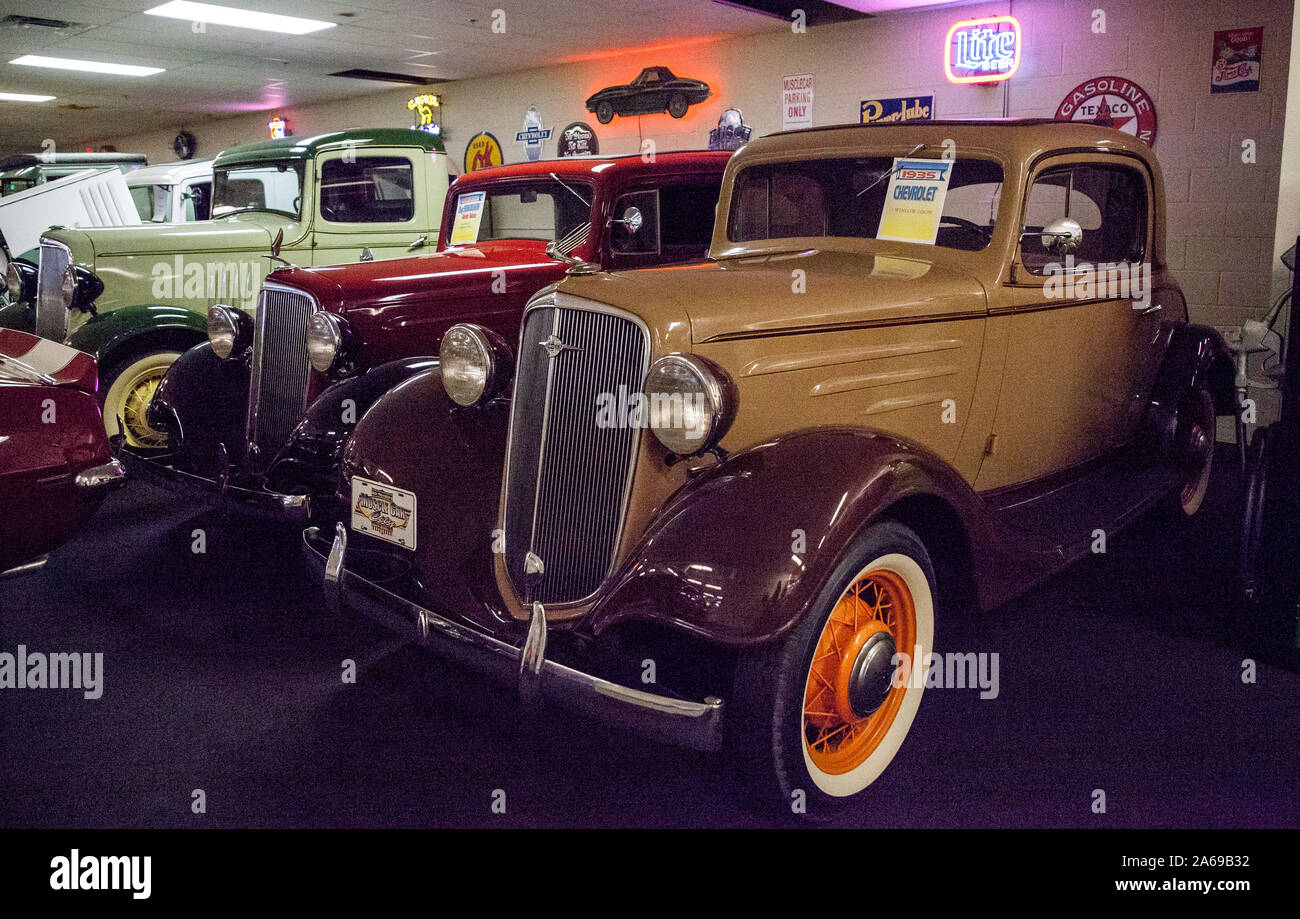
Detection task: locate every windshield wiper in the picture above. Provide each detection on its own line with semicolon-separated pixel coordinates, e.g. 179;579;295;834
214;205;299;220
855;143;927;197
549;172;591;209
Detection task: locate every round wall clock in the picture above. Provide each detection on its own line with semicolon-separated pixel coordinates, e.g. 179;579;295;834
173;130;198;160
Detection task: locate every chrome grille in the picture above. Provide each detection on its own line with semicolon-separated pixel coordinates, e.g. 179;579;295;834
503;300;649;605
34;240;71;341
246;284;316;463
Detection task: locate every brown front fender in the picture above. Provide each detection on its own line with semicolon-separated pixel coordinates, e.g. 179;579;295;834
586;427;1025;647
341;367;510;624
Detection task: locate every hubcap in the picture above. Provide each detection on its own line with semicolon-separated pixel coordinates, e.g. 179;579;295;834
1180;417;1212;505
845;628;897;718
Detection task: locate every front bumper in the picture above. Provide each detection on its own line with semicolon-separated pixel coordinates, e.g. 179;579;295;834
302;525;726;752
117;443;310;524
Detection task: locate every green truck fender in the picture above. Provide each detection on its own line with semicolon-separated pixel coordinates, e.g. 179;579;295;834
66;305;211;445
66;304;209;370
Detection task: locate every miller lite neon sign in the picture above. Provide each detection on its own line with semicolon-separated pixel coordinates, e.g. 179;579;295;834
945;15;1021;84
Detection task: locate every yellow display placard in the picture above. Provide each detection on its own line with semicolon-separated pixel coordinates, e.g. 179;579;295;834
449;191;486;245
876;158;953;245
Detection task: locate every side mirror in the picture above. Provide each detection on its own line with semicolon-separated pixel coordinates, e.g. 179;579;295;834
619;205;643;235
1039;217;1083;257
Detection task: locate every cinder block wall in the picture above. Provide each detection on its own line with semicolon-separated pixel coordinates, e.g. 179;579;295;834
97;0;1293;336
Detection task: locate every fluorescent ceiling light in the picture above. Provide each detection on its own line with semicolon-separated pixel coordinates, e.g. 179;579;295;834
10;55;164;77
827;0;963;11
145;1;337;35
0;92;56;102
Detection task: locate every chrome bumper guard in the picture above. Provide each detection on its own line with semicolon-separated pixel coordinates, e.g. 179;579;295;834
117;444;310;524
74;459;127;496
303;524;725;752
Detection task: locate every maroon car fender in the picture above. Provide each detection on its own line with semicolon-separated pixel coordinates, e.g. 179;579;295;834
0;385;112;571
586;427;1029;647
342;366;509;624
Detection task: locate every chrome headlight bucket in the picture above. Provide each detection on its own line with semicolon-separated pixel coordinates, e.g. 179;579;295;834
441;322;512;407
644;353;735;456
6;259;36;303
207;304;252;360
55;264;103;314
306;311;355;374
59;265;77;309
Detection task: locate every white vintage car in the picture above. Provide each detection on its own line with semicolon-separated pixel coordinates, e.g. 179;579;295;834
125;159;214;223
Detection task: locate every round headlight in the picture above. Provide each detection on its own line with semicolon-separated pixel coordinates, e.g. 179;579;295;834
207;304;250;360
441;323;503;407
644;353;734;456
5;262;21;302
306;311;349;374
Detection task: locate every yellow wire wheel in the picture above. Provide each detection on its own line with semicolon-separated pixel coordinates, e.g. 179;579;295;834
103;351;181;449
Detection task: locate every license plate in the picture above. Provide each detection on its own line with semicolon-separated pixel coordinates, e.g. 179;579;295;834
350;476;417;551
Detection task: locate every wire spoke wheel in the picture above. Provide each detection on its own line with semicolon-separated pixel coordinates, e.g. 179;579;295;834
1177;390;1216;515
103;351;180;449
803;567;917;774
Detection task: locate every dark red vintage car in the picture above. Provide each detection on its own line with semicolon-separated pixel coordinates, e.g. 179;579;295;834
118;150;731;522
0;329;124;577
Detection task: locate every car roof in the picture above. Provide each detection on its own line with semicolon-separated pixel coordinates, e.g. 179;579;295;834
453;149;731;185
0;152;148;170
212;128;445;167
124;159;214;185
758;118;1158;164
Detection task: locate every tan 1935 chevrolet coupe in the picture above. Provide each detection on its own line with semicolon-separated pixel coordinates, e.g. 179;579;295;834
306;120;1234;810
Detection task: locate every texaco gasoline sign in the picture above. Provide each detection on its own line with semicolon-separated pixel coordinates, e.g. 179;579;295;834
1055;76;1157;147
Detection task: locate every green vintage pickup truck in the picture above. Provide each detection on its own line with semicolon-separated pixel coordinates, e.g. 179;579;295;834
1;128;449;447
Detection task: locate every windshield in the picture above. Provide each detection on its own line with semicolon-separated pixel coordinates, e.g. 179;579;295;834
129;184;169;222
450;178;592;245
211;160;304;219
728;155;1004;252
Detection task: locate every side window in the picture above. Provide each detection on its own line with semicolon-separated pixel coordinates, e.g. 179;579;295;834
659;182;719;261
320;156;415;224
609;190;660;256
1021;163;1148;274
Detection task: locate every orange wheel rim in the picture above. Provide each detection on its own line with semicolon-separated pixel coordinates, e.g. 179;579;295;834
803;567;916;775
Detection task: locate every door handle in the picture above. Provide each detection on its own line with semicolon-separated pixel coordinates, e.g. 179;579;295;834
407;235;428;251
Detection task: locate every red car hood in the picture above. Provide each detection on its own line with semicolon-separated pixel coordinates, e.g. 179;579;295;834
266;240;558;309
0;329;98;393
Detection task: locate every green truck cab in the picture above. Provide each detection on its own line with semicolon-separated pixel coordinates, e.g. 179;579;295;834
4;129;448;447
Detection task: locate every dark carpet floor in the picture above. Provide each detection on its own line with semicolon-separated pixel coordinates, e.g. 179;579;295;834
2;451;1297;828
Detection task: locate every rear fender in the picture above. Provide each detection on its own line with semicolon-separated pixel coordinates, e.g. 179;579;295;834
1144;322;1236;455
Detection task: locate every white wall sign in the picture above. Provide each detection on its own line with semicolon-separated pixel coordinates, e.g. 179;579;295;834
782;74;814;129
